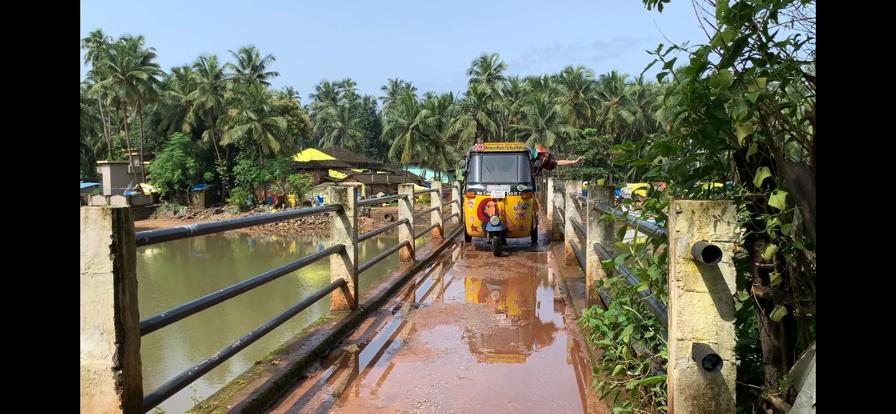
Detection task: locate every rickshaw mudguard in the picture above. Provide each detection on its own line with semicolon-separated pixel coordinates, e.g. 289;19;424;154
485;222;506;232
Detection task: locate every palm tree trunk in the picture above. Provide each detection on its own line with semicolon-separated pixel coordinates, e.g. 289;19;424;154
97;96;113;159
137;103;147;183
207;109;229;200
122;103;136;187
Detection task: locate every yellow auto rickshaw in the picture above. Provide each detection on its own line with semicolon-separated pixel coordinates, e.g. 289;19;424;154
459;142;539;256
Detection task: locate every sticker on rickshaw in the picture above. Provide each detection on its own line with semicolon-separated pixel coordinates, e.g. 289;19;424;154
486;185;510;198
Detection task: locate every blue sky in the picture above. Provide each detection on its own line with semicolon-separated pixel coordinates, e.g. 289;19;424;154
80;0;707;101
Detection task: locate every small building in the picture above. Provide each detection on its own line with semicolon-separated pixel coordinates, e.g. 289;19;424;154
96;161;138;196
405;165;454;183
291;147;425;195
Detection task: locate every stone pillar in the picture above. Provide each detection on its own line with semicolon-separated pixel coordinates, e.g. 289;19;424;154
585;184;615;306
667;200;737;414
328;185;358;311
563;180;583;265
398;184;416;262
430;180;443;238
550;178;565;241
80;207;143;414
450;181;461;223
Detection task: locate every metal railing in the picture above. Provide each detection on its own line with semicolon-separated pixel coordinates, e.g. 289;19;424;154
133;180;463;412
548;179;739;410
551;179;668;328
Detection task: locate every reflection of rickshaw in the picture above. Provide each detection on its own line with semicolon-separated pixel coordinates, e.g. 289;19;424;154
459;142;540;256
463;275;557;363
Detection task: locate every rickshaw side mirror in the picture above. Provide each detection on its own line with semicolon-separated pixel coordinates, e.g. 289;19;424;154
458;159;466;169
534;159;543;169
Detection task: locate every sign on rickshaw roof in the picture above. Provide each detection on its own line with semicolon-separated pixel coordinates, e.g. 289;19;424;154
472;142;530;153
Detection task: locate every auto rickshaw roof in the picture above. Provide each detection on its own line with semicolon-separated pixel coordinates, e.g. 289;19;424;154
471;142;532;153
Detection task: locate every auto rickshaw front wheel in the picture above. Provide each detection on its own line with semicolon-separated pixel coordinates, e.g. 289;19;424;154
530;216;538;246
464;230;472;242
492;235;504;256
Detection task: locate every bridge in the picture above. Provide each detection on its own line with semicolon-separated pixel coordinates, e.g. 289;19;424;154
81;178;751;413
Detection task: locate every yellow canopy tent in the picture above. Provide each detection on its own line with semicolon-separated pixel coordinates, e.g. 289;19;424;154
292;148;336;162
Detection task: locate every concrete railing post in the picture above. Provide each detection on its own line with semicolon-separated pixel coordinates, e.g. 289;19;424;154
398;183;416;262
430;180;443;238
585;184;615;307
550;178;564;241
667;200;737;414
563;180;583;265
80;207;143;414
328;185;358;311
450;181;461;223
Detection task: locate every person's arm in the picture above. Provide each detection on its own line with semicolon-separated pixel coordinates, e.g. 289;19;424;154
555;155;585;166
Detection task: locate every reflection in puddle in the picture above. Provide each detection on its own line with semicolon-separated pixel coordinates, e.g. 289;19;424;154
270;240;600;414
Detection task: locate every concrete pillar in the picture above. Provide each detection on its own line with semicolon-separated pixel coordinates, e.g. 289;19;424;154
450;181;461;223
398;184;416;262
328;185;358;311
430;180;443;238
563;180;583;265
585;185;615;306
667;200;737;414
550;178;565;241
80;207;143;414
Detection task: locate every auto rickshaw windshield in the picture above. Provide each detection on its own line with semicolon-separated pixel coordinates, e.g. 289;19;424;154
467;153;533;183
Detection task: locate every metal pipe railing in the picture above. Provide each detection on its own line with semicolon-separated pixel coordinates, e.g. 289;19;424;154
415;223;441;239
140;244;345;336
135;204;342;246
414;206;440;219
129;182;467;410
358;219;409;243
442;212;460;223
357;194;403;206
413;189;439;196
142;278;346;412
358;241;411;274
593;244;668;330
593;202;667;240
571;240;585;271
570;216;586;242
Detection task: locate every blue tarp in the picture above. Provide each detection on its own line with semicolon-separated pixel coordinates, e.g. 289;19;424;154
190;183;208;192
80;182;100;190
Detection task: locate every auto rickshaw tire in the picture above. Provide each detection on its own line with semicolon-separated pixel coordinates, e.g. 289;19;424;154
492;235;503;256
530;216;538;246
464;230;472;242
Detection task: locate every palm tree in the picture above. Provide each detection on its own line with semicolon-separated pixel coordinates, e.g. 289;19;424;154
447;83;499;148
467;53;507;97
314;103;365;152
511;92;571;148
226;45;279;85
90;35;163;182
155;65;197;137
82;30;115;159
309;80;342;113
595;70;633;144
380;78;417;109
221;83;288;164
557;65;597;129
383;91;433;164
188;55;230;195
419;92;457;176
336;78;359;104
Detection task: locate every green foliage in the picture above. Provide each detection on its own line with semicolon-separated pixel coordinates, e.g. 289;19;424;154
227;186;255;211
147;133;205;196
286;173;312;200
579;275;668;413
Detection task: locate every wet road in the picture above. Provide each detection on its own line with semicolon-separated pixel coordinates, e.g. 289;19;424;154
270;234;601;414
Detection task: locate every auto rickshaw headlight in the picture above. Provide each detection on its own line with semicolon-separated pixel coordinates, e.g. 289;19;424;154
465;191;476;198
489;215;501;225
